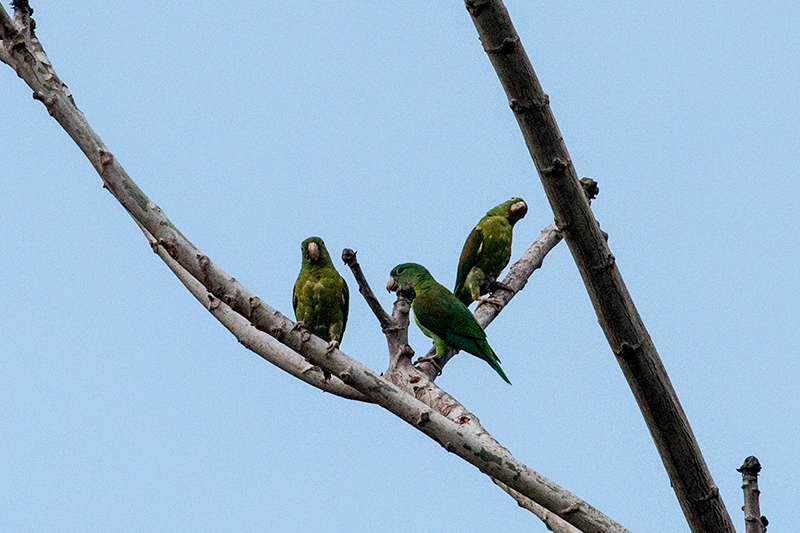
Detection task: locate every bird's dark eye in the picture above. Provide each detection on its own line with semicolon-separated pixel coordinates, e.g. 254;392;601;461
397;268;405;274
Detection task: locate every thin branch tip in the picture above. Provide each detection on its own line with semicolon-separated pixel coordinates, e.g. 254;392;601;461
341;247;356;266
10;1;33;16
580;177;599;200
342;247;393;328
737;456;762;476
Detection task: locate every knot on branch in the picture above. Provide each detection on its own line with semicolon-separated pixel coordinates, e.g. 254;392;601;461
543;158;568;178
99;149;115;170
32;90;56;113
614;341;640;360
464;0;490;17
592;253;616;273
381;323;403;335
694;485;719;502
560;502;581;515
487;37;518;55
399;344;415;360
340;369;355;386
158;238;179;260
197;254;213;284
553;218;569;235
511;95;549;113
10;0;33;16
417;410;431;426
509;98;530;114
737;456;762;476
341;247;357;266
580;177;599;200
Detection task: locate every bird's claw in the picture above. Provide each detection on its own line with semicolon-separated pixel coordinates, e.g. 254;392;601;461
414;356;443;375
291;320;307;332
326;340;339;354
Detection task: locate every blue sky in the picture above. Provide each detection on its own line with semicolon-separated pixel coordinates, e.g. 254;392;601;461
2;1;798;531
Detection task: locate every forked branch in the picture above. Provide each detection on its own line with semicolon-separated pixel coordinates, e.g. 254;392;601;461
2;5;630;532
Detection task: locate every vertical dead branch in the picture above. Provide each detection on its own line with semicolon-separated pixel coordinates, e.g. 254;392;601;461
738;456;767;533
463;2;736;532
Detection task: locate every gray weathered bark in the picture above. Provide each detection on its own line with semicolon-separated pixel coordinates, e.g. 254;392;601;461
2;5;629;532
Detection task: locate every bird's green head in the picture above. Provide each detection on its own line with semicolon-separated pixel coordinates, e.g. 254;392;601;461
301;236;333;266
386;262;431;293
488;197;528;225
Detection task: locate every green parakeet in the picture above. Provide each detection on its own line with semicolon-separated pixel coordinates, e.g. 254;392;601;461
387;263;510;384
293;237;349;352
454;197;528;306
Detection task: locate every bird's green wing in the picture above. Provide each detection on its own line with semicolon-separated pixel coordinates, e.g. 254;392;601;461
340;277;349;338
292;278;300;316
415;284;487;344
454;225;483;297
414;285;510;383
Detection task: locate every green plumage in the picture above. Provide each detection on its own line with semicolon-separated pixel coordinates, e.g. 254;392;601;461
454;198;528;305
293;237;349;346
388;263;510;384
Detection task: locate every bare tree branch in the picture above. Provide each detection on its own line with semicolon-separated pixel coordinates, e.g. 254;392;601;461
415;221;561;379
2;7;631;533
341;248;393;331
417;177;596;380
738;456;767;533
463;1;736;532
132;218;368;401
494;478;584;533
342;238;616;533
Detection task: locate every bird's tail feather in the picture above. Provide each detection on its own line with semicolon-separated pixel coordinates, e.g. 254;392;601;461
487;352;511;385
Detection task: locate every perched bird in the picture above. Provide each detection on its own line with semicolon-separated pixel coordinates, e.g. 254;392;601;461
454;197;528;306
387;262;510;384
293;236;349;355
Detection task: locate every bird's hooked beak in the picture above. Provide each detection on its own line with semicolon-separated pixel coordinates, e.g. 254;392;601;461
308;241;321;262
509;200;528;222
386;276;399;292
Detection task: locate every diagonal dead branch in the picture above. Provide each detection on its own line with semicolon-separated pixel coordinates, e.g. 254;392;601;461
341;248;393;331
464;1;736;532
494;478;584;533
343;242;599;533
131;217;368;401
3;8;630;533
